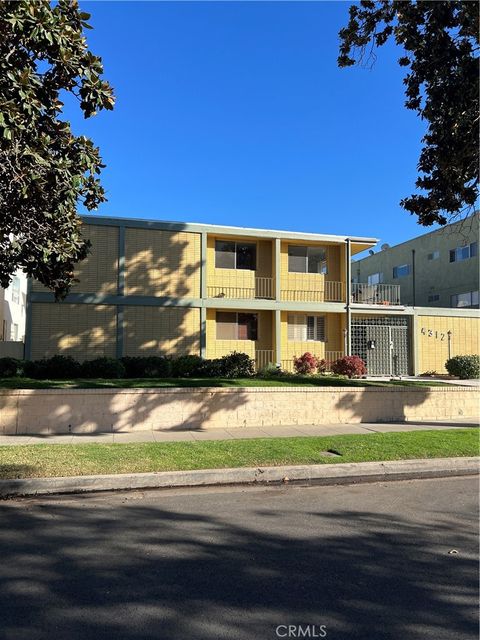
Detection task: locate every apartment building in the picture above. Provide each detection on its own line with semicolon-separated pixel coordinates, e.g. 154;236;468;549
0;270;27;358
353;213;479;309
26;216;479;376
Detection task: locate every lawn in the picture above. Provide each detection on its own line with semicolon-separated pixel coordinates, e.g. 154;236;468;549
0;429;477;479
0;376;449;390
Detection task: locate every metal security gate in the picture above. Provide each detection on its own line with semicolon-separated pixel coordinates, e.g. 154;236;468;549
352;317;410;376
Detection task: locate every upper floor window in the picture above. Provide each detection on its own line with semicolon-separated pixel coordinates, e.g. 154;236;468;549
450;290;479;308
393;264;410;278
11;276;20;304
216;311;258;340
427;251;439;261
287;314;326;342
367;272;383;285
215;241;256;270
449;242;477;263
288;245;327;275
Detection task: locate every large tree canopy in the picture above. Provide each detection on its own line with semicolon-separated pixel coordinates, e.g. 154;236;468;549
0;0;114;298
338;1;479;226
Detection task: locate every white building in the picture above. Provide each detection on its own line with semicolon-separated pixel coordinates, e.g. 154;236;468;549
1;270;27;346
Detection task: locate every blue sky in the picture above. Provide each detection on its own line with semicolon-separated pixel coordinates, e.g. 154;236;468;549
68;1;435;249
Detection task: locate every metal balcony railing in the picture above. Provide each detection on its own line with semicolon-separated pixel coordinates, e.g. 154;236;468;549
351;283;401;306
255;350;275;371
207;277;275;300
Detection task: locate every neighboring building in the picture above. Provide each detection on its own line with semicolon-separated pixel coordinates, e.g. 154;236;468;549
353;213;479;309
26;216;479;376
0;270;27;347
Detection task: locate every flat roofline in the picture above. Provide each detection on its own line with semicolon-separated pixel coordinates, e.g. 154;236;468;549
80;214;378;246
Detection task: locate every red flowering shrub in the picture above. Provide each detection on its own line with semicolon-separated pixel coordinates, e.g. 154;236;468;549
293;352;318;375
331;356;367;378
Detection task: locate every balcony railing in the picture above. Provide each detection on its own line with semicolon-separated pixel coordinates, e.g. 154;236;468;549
281;281;344;303
351;283;401;306
207;277;275;300
255;349;275;371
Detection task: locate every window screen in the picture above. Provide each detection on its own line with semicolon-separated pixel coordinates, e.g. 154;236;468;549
288;246;307;272
216;312;237;339
307;247;327;274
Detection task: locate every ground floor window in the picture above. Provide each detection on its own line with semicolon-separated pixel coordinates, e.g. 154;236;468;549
216;312;258;340
450;291;479;308
287;314;326;342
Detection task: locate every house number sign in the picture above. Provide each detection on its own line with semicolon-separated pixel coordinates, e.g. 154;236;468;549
420;327;451;341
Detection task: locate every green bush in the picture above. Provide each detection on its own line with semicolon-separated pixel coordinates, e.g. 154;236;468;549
80;357;126;379
121;356;171;378
170;355;204;378
257;363;286;378
219;351;255;378
23;355;81;379
0;357;22;377
445;355;480;380
198;358;224;378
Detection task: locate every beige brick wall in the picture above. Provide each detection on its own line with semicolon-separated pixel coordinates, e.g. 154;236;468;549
125;228;201;297
32;224;119;295
123;306;200;356
30;303;117;360
1;386;477;434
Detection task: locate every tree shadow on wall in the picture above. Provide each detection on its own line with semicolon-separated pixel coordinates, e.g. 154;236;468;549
0;487;477;640
334;386;431;423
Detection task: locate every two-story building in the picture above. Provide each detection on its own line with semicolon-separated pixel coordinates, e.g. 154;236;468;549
26;216;479;376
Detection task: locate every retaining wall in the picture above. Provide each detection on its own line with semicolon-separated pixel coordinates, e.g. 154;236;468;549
0;386;478;435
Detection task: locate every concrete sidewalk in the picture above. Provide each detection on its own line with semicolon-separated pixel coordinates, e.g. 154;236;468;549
0;418;476;445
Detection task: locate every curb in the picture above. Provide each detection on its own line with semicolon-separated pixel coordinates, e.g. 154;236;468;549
0;457;478;498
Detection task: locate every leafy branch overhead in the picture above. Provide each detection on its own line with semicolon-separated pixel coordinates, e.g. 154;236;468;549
338;0;479;226
0;0;114;298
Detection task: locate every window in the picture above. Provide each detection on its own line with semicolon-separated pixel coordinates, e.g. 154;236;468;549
11;276;20;304
427;251;439;261
450;291;479;308
288;245;327;274
367;272;383;285
216;312;258;340
449;242;478;263
427;294;440;302
215;241;256;270
287;314;326;342
393;264;410;278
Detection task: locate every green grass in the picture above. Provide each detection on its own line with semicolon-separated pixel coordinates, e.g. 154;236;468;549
0;376;449;390
0;429;477;479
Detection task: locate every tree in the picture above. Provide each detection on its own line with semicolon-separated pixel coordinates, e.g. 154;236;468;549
338;1;479;226
0;0;114;298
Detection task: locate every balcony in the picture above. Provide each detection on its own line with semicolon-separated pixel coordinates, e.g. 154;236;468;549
207;277;275;300
281;281;344;303
351;283;401;306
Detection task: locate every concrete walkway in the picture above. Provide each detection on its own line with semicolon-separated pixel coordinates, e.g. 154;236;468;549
0;419;476;445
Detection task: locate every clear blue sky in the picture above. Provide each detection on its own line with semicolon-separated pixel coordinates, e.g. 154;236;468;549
68;1;436;249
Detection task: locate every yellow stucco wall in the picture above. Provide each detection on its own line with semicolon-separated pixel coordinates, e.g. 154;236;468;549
30;303;117;360
32;224;119;295
123;306;200;357
417;315;479;374
125;228;201;297
279;241;344;302
206;235;274;299
206;308;274;360
280;311;344;368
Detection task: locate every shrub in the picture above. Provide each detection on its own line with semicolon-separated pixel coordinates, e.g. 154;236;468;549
219;351;255;378
445;355;480;380
23;355;81;379
0;357;22;377
170;355;204;378
258;363;285;378
293;352;318;375
198;358;224;378
331;355;367;379
121;356;171;378
80;357;126;379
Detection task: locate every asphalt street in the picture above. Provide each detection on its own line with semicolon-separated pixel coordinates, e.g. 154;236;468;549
0;477;478;640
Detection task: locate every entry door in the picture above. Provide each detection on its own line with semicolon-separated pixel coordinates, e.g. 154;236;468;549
364;325;391;376
390;325;409;376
